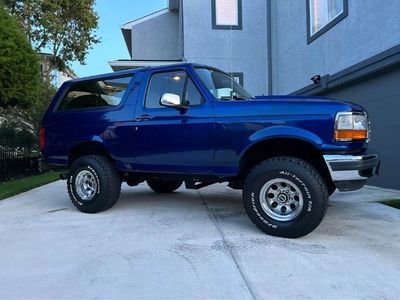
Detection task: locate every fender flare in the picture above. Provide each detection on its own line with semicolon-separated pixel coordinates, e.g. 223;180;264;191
240;125;324;159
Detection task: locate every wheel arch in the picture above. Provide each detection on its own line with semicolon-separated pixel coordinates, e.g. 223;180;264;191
238;137;333;189
68;141;112;166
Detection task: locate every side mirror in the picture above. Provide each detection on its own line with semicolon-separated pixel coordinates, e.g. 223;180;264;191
160;93;188;110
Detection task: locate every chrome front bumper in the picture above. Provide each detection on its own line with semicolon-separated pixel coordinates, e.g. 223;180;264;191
323;154;380;191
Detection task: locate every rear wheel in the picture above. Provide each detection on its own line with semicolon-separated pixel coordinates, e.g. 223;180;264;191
243;156;328;238
67;155;121;213
147;178;183;193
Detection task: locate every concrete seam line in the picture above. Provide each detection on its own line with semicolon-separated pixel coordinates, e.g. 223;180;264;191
365;185;400;195
197;190;257;300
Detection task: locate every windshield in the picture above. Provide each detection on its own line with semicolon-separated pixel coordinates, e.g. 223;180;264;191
195;68;254;100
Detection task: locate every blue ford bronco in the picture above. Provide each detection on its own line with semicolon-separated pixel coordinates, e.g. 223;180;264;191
41;63;379;238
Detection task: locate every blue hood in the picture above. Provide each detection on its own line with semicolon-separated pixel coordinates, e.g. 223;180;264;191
254;95;365;113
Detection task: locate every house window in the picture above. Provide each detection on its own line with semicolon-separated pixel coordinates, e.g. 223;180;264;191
307;0;348;43
212;0;242;30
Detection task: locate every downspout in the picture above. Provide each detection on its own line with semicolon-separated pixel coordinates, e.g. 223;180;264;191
266;0;273;95
179;0;186;61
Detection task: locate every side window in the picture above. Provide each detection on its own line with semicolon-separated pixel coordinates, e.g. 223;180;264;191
145;70;203;108
185;78;203;106
58;76;133;111
195;68;253;100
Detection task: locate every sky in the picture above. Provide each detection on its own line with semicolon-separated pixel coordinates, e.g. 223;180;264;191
71;0;167;78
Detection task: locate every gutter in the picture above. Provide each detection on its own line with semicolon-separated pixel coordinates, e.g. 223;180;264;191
291;44;400;96
179;0;185;60
266;0;273;95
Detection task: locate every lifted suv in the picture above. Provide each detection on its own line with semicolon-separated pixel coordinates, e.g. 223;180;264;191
41;63;379;238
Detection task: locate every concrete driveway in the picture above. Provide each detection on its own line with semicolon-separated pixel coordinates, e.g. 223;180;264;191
0;181;399;300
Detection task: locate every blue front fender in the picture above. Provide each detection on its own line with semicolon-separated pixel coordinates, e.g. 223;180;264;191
247;125;324;151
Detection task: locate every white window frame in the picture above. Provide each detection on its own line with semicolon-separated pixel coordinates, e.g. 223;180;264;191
212;0;242;30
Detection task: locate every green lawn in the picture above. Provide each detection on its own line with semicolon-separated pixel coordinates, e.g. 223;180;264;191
0;172;59;200
381;199;400;209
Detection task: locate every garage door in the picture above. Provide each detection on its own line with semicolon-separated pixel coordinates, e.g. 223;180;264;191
320;67;400;190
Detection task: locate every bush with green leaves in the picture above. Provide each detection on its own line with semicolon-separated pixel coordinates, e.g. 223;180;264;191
0;79;56;140
0;4;41;108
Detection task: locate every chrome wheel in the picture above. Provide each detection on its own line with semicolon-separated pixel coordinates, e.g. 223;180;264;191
259;178;304;222
75;170;98;201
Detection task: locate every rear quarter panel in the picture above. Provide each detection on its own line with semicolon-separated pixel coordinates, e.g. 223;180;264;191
41;73;143;169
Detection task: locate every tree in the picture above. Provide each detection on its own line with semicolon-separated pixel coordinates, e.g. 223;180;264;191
0;4;41;108
29;80;57;133
4;0;100;76
0;79;57;138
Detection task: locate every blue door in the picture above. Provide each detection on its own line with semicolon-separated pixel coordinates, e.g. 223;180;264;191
133;68;215;174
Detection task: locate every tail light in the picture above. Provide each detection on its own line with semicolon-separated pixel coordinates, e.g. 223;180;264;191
39;127;45;150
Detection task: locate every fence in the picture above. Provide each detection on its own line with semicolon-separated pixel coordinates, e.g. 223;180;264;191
0;138;42;182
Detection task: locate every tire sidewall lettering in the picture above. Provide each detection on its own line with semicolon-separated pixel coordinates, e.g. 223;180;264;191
278;170;313;212
68;174;83;206
251;192;278;229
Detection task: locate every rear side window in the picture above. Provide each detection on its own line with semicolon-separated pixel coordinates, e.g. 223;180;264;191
57;75;133;111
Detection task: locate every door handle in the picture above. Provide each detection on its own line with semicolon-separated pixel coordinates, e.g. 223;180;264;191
135;114;153;122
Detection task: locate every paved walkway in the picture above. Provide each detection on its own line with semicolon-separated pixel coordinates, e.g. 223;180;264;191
0;181;399;299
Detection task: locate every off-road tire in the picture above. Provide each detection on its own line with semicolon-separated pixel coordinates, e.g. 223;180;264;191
243;156;328;238
147;179;183;193
67;155;121;213
327;182;336;196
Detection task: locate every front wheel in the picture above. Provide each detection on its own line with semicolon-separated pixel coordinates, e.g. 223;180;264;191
67;155;121;213
243;156;328;238
327;182;336;196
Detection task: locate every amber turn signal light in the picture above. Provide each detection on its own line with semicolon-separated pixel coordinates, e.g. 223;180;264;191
334;129;368;141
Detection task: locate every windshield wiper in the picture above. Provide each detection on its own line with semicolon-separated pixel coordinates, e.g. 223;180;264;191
232;95;248;100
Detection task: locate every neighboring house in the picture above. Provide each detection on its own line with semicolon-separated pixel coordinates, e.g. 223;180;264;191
40;53;77;87
109;0;400;190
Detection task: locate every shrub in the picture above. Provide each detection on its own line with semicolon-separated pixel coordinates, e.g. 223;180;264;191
0;4;41;109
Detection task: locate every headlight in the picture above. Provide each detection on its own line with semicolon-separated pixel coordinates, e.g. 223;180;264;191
334;112;369;141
